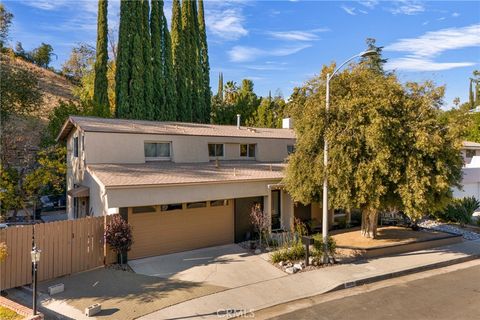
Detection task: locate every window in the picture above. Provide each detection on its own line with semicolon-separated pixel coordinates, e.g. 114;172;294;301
240;144;256;158
466;149;476;158
186;201;207;209
210;200;228;207
287;145;296;155
73;137;79;157
160;203;183;211
145;142;171;160
132;206;157;214
208;144;224;157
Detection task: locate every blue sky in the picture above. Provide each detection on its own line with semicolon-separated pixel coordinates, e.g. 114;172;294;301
4;0;480;109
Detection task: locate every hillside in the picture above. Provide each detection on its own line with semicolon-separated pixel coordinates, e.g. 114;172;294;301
2;55;77;168
8;55;77;120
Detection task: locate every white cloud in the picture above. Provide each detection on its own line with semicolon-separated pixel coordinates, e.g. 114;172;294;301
228;45;311;62
388;1;425;15
267;28;329;41
341;5;357;16
385;24;480;71
452;12;460;18
359;1;379;9
385;24;480;57
205;1;249;41
386;57;474;71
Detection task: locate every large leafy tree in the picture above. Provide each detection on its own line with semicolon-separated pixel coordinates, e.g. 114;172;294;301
0;55;42;118
61;43;95;83
0;3;13;48
247;93;286;128
93;0;110;117
284;64;463;238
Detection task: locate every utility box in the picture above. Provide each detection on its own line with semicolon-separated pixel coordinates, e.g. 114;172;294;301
282;118;293;129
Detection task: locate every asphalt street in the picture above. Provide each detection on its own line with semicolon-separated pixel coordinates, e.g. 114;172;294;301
263;263;480;320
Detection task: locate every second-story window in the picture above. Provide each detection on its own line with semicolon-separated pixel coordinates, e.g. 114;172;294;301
73;137;79;157
208;144;224;157
145;142;171;160
240;144;256;158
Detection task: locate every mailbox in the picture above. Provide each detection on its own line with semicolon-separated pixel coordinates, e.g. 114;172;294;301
302;236;314;246
301;236;314;266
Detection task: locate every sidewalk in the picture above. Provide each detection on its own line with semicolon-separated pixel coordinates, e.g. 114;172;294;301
139;240;480;320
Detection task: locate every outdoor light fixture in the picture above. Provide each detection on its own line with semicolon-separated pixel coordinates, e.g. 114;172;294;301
31;246;41;316
322;49;378;264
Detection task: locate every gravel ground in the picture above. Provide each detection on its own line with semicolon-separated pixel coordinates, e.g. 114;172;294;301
418;219;480;241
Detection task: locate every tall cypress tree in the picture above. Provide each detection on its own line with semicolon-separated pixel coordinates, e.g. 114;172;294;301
172;0;188;121
217;72;223;100
198;0;211;122
151;0;165;120
470;79;474;108
129;1;145;119
142;0;154;119
93;0;110;117
181;0;194;122
115;0;133;118
162;3;176;121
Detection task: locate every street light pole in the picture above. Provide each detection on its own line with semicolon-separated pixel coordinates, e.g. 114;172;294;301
31;246;41;316
322;50;377;264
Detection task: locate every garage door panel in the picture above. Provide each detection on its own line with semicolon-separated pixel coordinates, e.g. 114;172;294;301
129;202;234;259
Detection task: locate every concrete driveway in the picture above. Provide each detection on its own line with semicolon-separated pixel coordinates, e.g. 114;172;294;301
128;244;285;288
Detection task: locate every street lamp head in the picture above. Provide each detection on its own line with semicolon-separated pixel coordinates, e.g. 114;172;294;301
31;246;41;263
360;49;378;58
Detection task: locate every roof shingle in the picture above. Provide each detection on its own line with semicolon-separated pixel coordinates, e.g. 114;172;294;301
59;116;295;140
88;161;286;187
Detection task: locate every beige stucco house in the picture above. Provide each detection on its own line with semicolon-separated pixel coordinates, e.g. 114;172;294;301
57;116;326;259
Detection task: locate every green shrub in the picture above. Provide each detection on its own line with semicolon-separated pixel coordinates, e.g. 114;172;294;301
270;242;305;263
311;234;337;262
434;197;479;226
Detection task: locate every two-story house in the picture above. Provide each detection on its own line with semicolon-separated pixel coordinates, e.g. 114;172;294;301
57;116;325;259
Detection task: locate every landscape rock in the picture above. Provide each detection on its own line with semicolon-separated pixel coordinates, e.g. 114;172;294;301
418;219;480;241
286;262;293;268
278;261;284;267
293;263;303;270
285;267;297;274
308;257;314;265
254;249;262;254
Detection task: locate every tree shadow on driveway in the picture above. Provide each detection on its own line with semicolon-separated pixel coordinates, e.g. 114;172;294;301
38;268;226;320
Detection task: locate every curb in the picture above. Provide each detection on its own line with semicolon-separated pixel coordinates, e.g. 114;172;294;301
328;254;480;292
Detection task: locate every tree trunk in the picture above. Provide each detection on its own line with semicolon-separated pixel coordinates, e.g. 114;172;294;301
361;208;378;238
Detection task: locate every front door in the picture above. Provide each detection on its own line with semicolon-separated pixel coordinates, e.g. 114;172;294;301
271;190;281;230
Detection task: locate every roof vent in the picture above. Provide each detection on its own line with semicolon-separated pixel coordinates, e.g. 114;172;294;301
237;114;241;129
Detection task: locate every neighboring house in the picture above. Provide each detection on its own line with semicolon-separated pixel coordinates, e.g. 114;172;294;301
453;141;480;199
57;116;326;259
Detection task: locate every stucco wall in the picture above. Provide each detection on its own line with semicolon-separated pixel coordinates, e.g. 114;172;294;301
83;131;295;164
105;179;282;208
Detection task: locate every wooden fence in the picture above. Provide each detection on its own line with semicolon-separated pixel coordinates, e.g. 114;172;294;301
0;215;115;291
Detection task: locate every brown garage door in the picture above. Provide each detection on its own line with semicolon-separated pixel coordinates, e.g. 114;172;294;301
128;201;234;259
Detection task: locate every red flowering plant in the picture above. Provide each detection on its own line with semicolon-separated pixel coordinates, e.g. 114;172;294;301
105;215;133;266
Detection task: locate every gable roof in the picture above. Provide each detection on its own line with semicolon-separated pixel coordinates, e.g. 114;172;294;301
57;116;296;141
